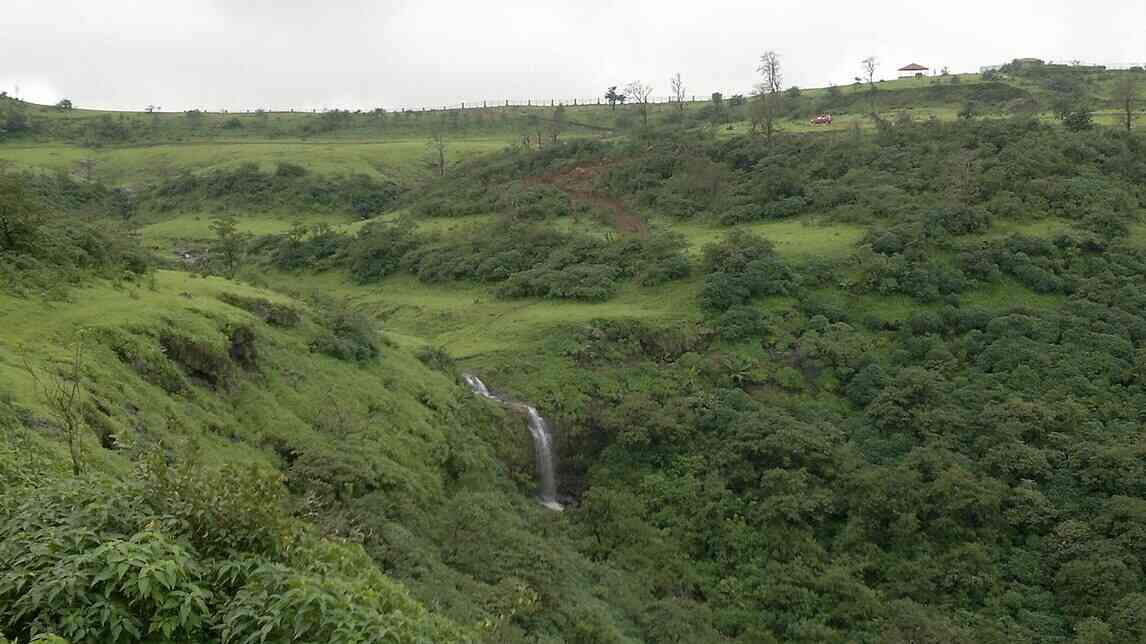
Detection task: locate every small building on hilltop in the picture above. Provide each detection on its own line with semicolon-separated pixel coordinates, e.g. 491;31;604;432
898;63;929;78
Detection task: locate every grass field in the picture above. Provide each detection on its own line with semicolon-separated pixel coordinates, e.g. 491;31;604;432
258;269;702;359
667;218;867;257
0;137;515;185
138;212;358;253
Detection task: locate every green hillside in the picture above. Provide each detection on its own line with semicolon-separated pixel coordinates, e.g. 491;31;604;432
3;60;1146;643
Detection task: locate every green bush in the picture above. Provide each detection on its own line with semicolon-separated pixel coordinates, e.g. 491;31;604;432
158;331;235;390
145;163;401;217
699;231;799;312
218;292;301;327
716;306;767;341
97;327;188;394
310;302;379;362
346;222;421;283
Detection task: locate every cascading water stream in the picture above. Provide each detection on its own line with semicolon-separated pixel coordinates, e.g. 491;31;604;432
462;374;563;511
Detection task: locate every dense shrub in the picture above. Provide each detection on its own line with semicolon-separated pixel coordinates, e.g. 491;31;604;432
388;223;689;301
158;331;236;390
716;306;768;340
144;162;401;217
699;231;799;311
0;174;150;295
310;302;379;362
218;292;302;327
345;222;421;283
0;460;466;643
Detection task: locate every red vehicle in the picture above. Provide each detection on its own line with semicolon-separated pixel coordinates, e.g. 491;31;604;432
810;114;833;125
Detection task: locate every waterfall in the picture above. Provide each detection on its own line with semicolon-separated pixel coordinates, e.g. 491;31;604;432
462;373;563;511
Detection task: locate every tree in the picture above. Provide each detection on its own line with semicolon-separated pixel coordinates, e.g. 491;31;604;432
425;127;449;176
0;174;42;252
54;99;73;111
1063;109;1094;132
861;56;880;112
23;334;90;476
758;51;783;95
109;187;135;222
369;107;386;130
548;105;566;144
524;112;543;149
754;51;783;139
209;215;249;278
1114;75;1138;132
670;73;686;112
2;107;28;135
604;86;625;109
624;81;654;129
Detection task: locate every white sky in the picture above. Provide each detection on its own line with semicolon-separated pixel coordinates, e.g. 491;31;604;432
2;0;1144;112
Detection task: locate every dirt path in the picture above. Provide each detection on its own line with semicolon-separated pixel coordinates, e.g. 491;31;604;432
525;161;646;236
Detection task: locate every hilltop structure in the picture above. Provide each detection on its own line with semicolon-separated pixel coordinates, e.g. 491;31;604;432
898;63;929;78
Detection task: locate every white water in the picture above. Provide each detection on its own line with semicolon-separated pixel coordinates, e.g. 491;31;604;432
462;373;563;511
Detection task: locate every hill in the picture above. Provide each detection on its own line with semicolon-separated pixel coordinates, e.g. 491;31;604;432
3;61;1146;642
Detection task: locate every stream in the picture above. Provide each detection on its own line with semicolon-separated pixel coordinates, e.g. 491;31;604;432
462;374;563;511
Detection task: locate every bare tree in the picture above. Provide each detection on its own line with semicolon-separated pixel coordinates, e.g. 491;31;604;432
1115;75;1138;132
525;113;544;150
757;51;783;94
624;81;654;128
670;73;686;112
24;335;90;477
861;56;879;112
549;105;566;144
754;51;784;139
425;127;449;176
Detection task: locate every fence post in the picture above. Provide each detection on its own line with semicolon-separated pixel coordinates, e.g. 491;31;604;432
528;99;531;106
573;98;577;106
483;100;487;108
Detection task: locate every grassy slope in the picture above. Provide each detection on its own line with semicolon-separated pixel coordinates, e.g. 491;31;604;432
0;138;512;185
0;271;519;477
0;269;664;640
0;270;537;632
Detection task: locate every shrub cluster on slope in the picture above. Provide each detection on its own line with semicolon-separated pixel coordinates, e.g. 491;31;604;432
469;226;1146;640
146;161;402;218
0;173;149;297
256;218;691;302
592;118;1145;230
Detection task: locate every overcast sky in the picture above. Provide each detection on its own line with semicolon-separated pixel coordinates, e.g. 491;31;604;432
3;0;1144;112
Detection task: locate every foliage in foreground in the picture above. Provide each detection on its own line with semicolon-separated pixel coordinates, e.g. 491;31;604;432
0;455;469;643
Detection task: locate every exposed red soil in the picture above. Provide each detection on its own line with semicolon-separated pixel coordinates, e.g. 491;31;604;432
524;160;647;236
